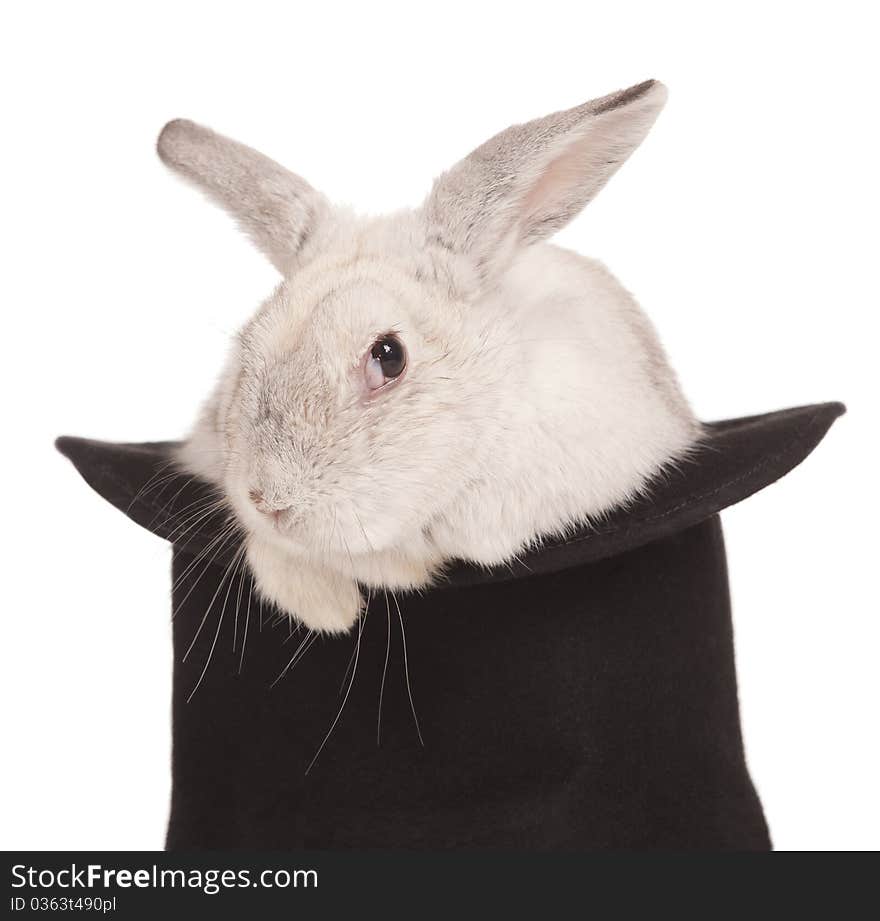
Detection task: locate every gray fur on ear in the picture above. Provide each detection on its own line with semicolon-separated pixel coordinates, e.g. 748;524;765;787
422;79;668;284
157;119;327;274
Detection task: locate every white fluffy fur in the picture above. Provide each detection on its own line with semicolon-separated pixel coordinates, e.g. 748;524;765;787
162;80;700;634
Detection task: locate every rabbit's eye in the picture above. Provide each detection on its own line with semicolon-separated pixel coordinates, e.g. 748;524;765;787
364;334;407;390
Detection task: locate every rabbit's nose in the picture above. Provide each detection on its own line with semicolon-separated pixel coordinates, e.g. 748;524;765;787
248;487;291;523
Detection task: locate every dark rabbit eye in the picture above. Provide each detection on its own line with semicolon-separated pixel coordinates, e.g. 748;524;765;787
364;334;407;390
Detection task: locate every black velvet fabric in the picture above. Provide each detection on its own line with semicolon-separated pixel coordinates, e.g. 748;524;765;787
56;402;844;850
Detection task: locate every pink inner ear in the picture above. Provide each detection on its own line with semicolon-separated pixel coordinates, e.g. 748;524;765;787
518;96;658;245
520;131;609;241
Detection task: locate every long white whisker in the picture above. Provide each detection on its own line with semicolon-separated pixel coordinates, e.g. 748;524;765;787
171;516;238;587
232;546;246;654
238;571;254;675
184;543;247;703
181;541;242;661
162;495;227;543
305;596;369;775
171;519;240;608
270;629;317;688
393;591;424;747
338;633;359;696
377;590;392;746
144;473;204;529
125;459;184;511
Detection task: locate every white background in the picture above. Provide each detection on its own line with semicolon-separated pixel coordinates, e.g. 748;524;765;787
2;1;877;850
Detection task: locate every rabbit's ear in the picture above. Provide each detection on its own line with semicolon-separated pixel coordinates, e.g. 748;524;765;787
157;120;327;274
422;80;667;286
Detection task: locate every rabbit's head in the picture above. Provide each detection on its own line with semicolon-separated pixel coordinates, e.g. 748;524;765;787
160;80;687;568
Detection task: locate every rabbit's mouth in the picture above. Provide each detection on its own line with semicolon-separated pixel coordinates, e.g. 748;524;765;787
258;507;298;538
267;508;293;533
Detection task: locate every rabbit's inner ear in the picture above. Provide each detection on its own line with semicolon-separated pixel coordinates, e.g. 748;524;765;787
421;80;668;287
157;119;329;275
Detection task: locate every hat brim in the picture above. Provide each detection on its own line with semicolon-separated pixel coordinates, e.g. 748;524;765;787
56;401;845;588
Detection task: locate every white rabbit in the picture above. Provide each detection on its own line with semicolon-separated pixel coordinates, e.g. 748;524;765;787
159;79;700;634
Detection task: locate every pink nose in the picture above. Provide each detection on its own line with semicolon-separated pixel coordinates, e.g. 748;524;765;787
248;488;288;521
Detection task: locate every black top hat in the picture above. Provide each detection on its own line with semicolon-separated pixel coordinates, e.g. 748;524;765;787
57;401;843;850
